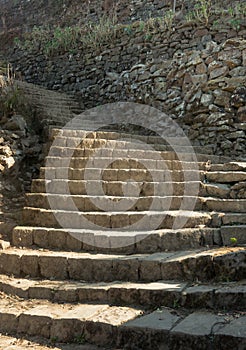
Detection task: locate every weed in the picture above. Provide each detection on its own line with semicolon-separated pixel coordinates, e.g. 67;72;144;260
185;11;195;23
229;18;241;31
82;15;117;50
193;0;212;25
50;336;58;344
139;21;145;32
163;9;175;31
228;7;235;17
173;298;181;308
235;2;246;18
13;37;21;47
144;33;153;41
124;25;133;35
0;63;32;121
143;17;157;40
74;333;86;344
230;237;238;246
212;19;220;28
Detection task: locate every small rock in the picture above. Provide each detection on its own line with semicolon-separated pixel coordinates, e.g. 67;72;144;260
209;66;229;80
0;240;10;250
201;94;213;106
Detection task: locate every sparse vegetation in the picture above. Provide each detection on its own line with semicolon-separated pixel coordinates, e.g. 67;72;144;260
185;0;212;25
13;1;246;56
185;0;245;28
163;9;175;31
14;15;117;56
0;63;31;119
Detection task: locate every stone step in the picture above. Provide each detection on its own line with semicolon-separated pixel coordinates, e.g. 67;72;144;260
205;198;246;213
0;291;143;346
47;136;230;164
25;193;246;213
220;213;246;225
45;129;232;157
32;179;237;199
205;182;232;198
0;334;102;350
48;142;213;156
25;194;205;212
0;247;244;282
210;162;246;172
12;226;220;253
31;179;205;197
118;309;246;350
47;146;211;166
48;136;213;156
49;129;192;144
40;166;204;182
44;156;203;172
22;207;211;229
206;171;246;183
0;293;244;349
0;275;245;311
221;226;246;246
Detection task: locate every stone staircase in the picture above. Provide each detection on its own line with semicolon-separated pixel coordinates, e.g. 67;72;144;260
15;81;83;129
0;126;245;349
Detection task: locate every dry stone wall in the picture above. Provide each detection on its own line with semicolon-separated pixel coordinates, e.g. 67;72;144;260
8;20;246;159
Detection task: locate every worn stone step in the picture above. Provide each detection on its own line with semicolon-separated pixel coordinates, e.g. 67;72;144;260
22;207;211;229
12;226;220;253
221;226;246;246
41;166;204;182
0;247;244;282
47;146;211;167
0;334;103;350
219;213;246;225
44;153;206;168
33;178;238;200
26;194;205;212
205;182;231;198
118;309;246;350
46;129;232;156
210;162;246;172
206;171;246;183
45;156;202;171
0;291;143;346
31;179;205;197
42;149;209;171
0;293;245;349
49;129;193;144
48;143;213;156
48;130;230;161
205;198;246;213
0;275;245;311
25;193;246;214
45;150;228;168
47;136;212;156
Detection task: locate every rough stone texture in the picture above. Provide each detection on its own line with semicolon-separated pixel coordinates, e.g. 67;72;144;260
4;25;245;159
214;316;246;350
221;226;246;246
0;335;104;350
170;312;226;349
0;3;245;348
